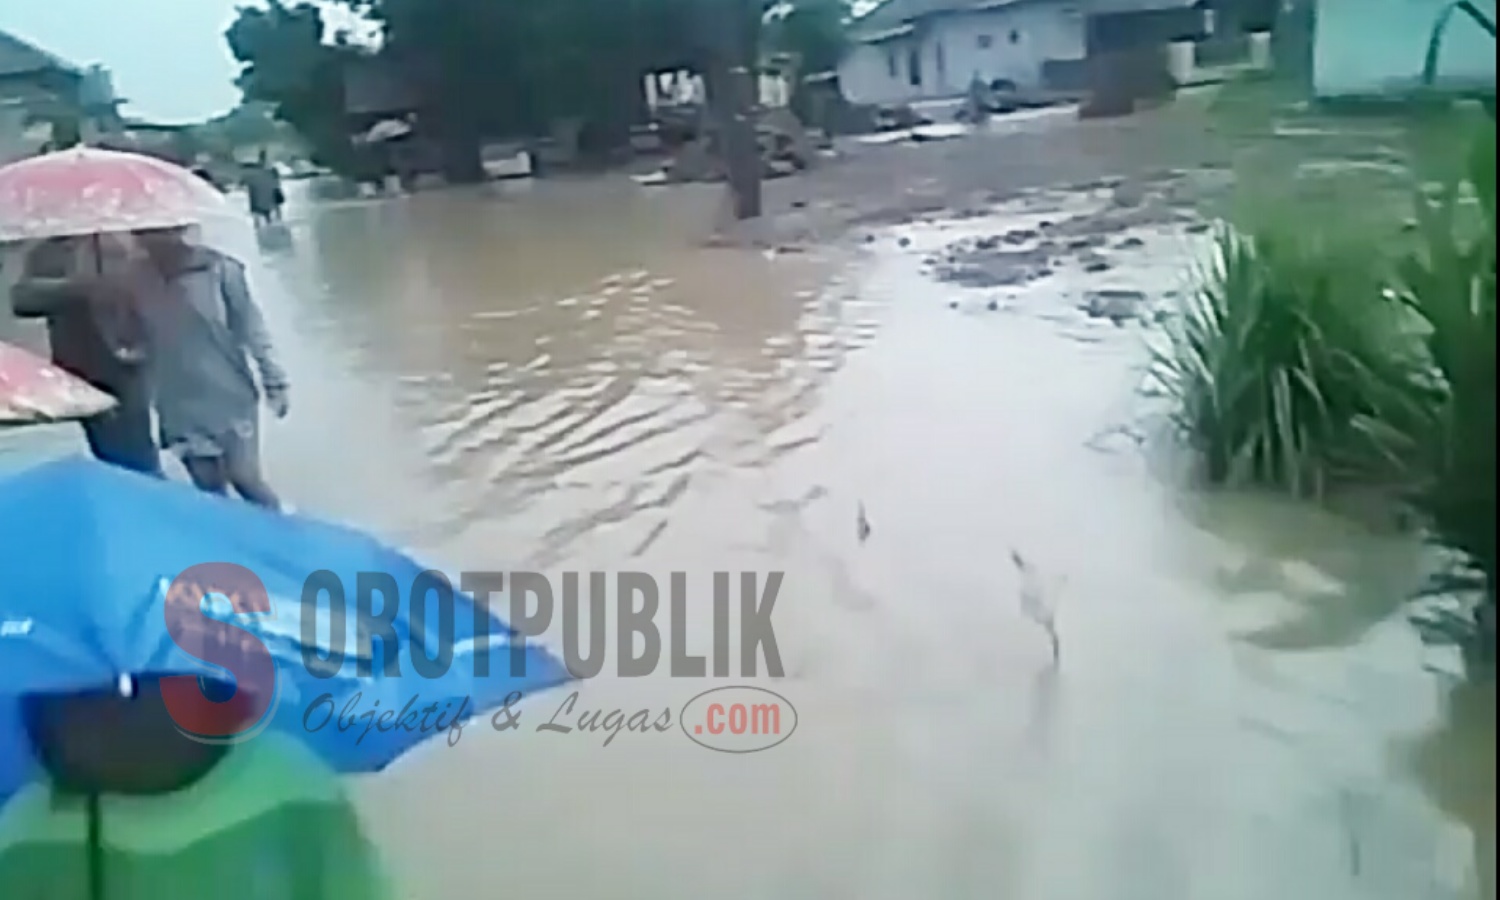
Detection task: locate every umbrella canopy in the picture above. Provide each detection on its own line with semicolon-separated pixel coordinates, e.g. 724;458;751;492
0;341;117;426
0;147;234;243
0;457;573;801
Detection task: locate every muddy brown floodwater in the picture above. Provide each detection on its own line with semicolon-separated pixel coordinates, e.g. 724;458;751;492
2;160;1493;899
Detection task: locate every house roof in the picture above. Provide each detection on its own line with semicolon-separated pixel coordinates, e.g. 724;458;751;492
850;0;1198;42
0;29;79;79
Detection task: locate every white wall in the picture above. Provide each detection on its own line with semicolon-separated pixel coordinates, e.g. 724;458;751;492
928;5;1087;94
840;39;924;106
839;4;1088;106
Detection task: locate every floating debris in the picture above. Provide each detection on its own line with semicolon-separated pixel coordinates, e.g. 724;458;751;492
1012;550;1060;663
1080;289;1147;325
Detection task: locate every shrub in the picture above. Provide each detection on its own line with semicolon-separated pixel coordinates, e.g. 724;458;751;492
1375;126;1496;632
1153;222;1423;498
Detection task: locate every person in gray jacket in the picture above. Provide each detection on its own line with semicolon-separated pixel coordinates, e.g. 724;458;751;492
129;227;290;509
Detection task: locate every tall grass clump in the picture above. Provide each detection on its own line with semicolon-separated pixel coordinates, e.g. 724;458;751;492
1157;117;1495;648
1376;126;1496;634
1153;222;1422;499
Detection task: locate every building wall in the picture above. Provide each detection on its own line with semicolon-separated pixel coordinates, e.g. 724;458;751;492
930;5;1088;92
0;100;33;165
839;3;1088;106
1313;0;1496;97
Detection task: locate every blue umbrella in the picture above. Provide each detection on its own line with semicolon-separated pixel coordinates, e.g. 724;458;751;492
0;456;573;804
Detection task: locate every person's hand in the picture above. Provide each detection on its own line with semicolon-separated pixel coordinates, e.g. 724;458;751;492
266;387;290;419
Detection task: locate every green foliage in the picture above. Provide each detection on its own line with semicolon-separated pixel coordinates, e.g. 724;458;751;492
1158;119;1497;635
225;1;363;173
47;116;82;150
349;0;733;140
1375;127;1497;605
1154;224;1422;499
766;0;851;73
230;0;839;158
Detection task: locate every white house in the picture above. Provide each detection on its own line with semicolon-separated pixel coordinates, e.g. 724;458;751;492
838;0;1203;106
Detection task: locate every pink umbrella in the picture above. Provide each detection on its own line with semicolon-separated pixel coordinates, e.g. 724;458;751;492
0;341;117;426
0;146;233;243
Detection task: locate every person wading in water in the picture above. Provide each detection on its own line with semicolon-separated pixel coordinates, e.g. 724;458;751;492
244;152;285;228
10;235;161;476
128;226;290;509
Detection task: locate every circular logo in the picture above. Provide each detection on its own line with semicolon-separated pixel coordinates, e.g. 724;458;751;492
159;562;281;744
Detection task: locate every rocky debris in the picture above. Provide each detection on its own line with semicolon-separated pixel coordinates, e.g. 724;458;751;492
875;105;932;132
764;158;801;179
1080;289;1147;325
759;108;818;176
1111;181;1148;208
1115;236;1147;250
666;137;722;183
663;108;821;184
1080;253;1114;274
933;241;1056;288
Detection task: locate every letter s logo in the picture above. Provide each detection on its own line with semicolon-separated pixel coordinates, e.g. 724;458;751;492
159;562;280;743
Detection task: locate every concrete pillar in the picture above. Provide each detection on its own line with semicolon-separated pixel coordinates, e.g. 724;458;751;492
1249;31;1272;69
1167;40;1196;84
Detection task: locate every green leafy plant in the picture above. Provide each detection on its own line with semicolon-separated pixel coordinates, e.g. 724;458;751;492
1153;222;1422;498
1371;126;1496;627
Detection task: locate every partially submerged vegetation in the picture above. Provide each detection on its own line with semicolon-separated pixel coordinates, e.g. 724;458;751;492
1155;109;1496;652
1383;126;1496;635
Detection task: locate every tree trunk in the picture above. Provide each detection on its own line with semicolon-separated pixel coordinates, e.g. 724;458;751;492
438;133;486;184
432;98;486;184
706;0;762;221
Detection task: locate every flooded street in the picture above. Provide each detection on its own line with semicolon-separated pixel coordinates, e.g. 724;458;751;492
3;163;1493;898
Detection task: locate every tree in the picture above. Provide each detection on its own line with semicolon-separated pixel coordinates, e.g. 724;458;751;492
766;0;850;74
226;1;360;174
228;0;788;208
765;0;851;129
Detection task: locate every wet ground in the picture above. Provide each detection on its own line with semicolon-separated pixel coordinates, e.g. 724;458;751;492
1;104;1494;899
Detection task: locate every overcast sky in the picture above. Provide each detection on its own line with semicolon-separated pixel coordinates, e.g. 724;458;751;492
2;0;367;124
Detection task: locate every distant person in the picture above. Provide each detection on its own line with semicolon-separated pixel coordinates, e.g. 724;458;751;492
245;152;285;227
964;73;993;127
0;676;393;899
130;226;290;509
10;236;161;475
